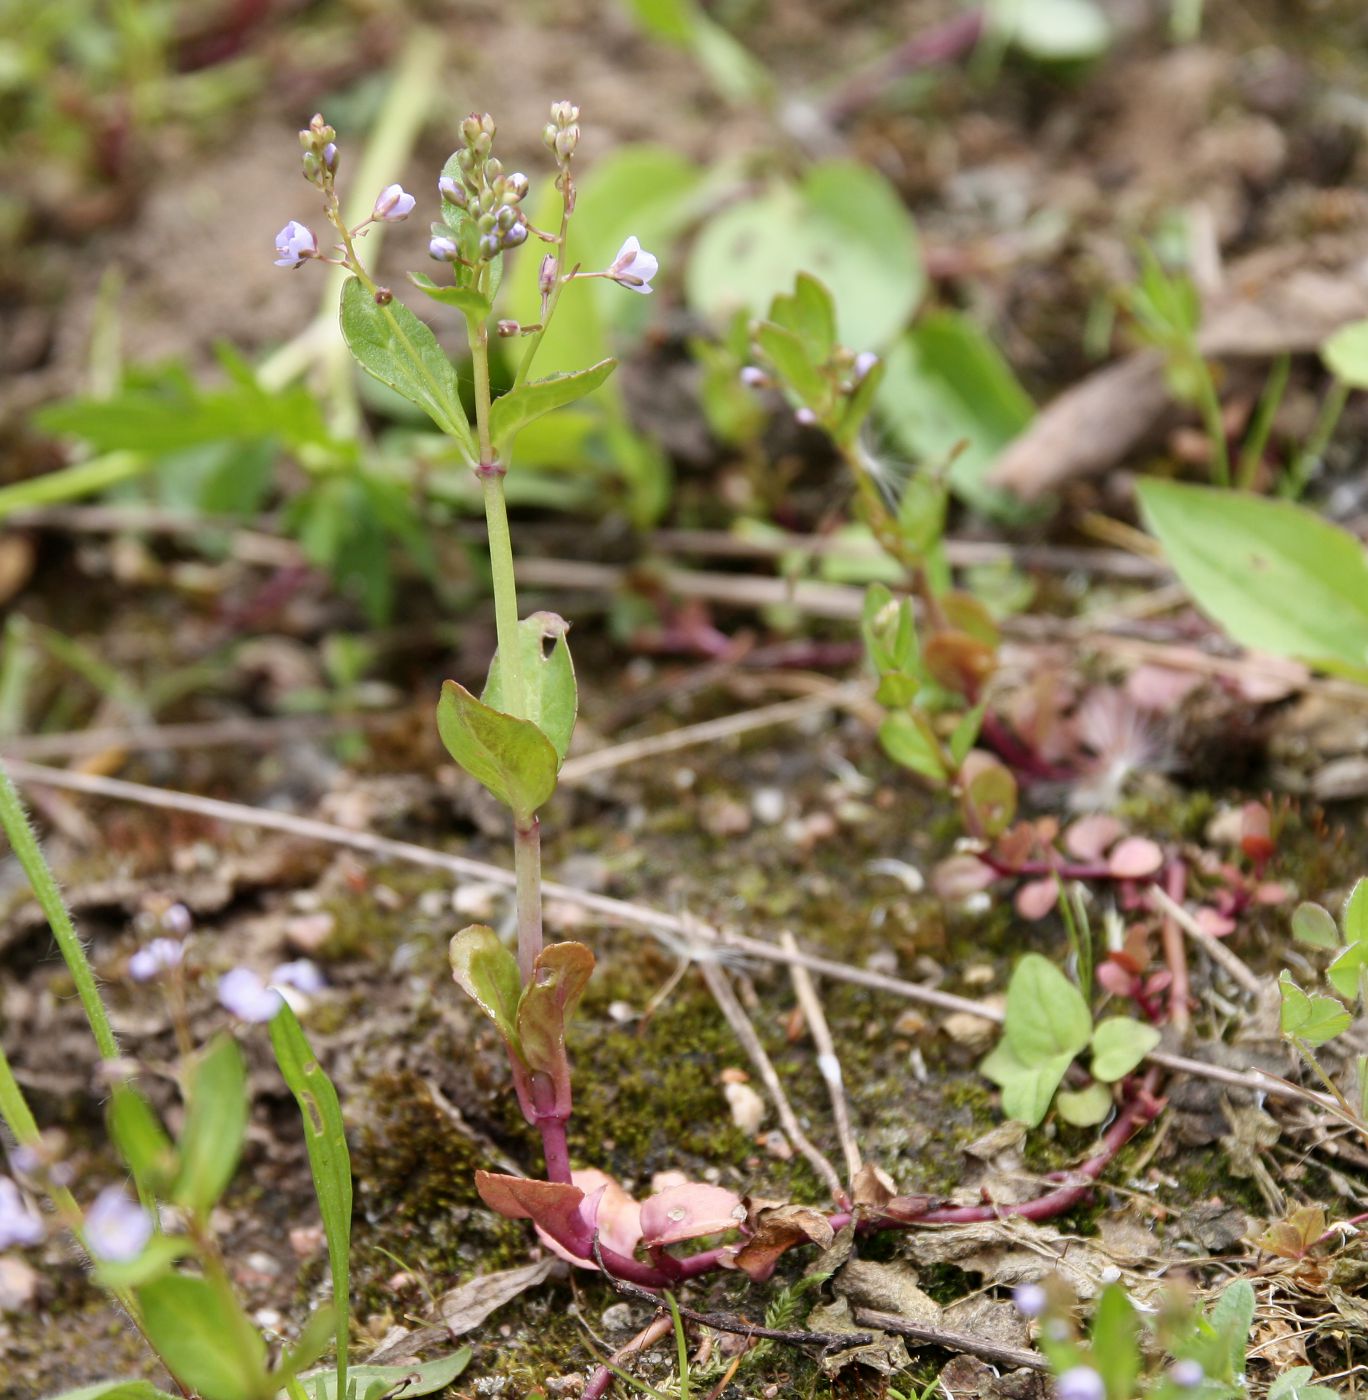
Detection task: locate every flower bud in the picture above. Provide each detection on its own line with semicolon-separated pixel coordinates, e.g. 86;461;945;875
485;157;503;182
543;123;558;151
504;172;529;202
429;236;459;261
479;231;501;260
302;150;320;182
374;287;393;305
501;223;528;249
539;254;558;297
474;132;493;158
372;183;416;222
461;113;484;147
495;204;517;232
794;407;818;427
554;126;579;160
853;350;879;381
497;319;520;337
322;142;338;173
739;366;767;388
550;100;579;126
439;176;467;208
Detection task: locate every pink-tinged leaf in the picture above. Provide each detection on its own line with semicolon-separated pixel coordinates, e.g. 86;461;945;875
1096;962;1135;998
1063;814;1126;862
1193;907;1236;938
932;854;997;900
535;1169;643;1269
1232;654;1308;703
1108;837;1164;880
639;1182;746;1248
1143;969;1173;997
1015;877;1059;921
517;941;595;1115
475;1172;585;1240
1240;802;1275;864
1125;664;1200;713
1255;881;1289;906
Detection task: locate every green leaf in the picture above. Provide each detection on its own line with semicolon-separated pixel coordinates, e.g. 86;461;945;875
277;1306;337;1382
1269;1368;1340;1400
41;1384;181;1400
482;615;578;764
297;1350;471;1400
959;754;1017;838
877;710;948;784
107;1084;177;1193
1344;879;1368;945
1326;941;1368;1003
980;1039;1074;1127
172;1033;248;1218
768;273;837;365
135;1274;270;1400
1055;1082;1113;1127
1003;954;1093;1066
1089;1017;1161;1083
1202;1279;1255;1380
489;360;618;458
1089;1284;1139;1400
876;313;1036;516
436;680;560;824
339;278;475;458
1292;901;1340;950
1322;319;1368;390
406;273;492;321
449;925;522;1046
687;162;923;351
517;941;596;1081
754;321;827;409
268;1004;352;1400
990;0;1111;61
1137;480;1368;682
1279;971;1350;1047
93;1233;193;1289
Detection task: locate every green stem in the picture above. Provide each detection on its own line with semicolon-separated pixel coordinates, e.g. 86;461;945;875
1193;359;1230;487
514;818;543;983
513;169;574;389
1234;352;1289;492
1286;379;1350;498
1291;1036;1361;1129
0;759;120;1063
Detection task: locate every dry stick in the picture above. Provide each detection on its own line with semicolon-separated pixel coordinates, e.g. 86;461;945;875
1148;885;1265;998
697;957;847;1203
558;682;871;785
850;1309;1049;1373
1160;861;1191;1033
781;930;862;1184
1;760;1345;1118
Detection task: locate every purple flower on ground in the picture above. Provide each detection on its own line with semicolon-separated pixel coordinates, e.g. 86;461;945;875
1055;1367;1105;1400
271;960;325;995
84;1186;152;1262
794;407;818;427
606;236;658;295
854;351;879;380
1170;1360;1204;1389
274;221;317;268
1013;1282;1047;1318
162;903;193;936
0;1177;44;1249
129;938;184;983
372;184;416;222
217;967;283;1023
739;366;767;387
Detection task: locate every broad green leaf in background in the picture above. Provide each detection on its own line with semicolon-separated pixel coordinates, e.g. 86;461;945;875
876;312;1036;515
135;1274;270;1400
172;1033;247;1218
489;360;617;458
1003;954;1092;1065
436;680;560;823
339;278;475;459
687;162;923;351
1322;319;1368;389
1089;1017;1161;1082
1138;480;1368;683
42;1385;181;1400
1278;972;1350;1047
269;1005;353;1400
1327;940;1368;1003
621;0;770;101
449;924;522;1046
877;710;947;784
980;1039;1075;1127
297;1351;471;1400
1292;901;1340;950
1193;1280;1255;1382
1089;1284;1140;1400
482;615;578;764
989;0;1111;61
93;1233;193;1290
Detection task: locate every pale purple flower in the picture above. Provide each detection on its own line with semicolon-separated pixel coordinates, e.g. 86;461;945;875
1055;1367;1105;1400
129;938;184;983
271;960;325;995
794;407;818;427
1170;1360;1204;1389
322;142;338;173
274;221;317;268
1013;1282;1047;1318
739;366;767;387
84;1186;152;1262
217;967;283;1023
162;903;193;936
372;184;416;222
854;351;879;381
0;1177;44;1249
607;236;658;295
429;235;459;261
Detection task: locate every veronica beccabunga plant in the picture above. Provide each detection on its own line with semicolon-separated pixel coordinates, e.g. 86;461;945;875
278;105;660;1219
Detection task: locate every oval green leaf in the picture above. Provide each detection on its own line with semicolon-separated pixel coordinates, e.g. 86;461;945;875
436;680;560;823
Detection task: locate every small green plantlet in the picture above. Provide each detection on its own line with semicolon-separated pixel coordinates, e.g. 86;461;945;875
1285;316;1368;496
980;953;1160;1127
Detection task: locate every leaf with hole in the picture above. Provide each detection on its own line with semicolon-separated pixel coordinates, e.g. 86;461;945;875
482;614;577;765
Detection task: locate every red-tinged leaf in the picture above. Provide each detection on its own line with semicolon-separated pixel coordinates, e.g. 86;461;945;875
1194;907;1236;938
1015;877;1059;922
639;1183;746;1248
1256;881;1289;906
1064;814;1126;862
535;1169;642;1269
728;1201;833;1281
1096;961;1136;998
1108;836;1164;880
517;942;595;1113
1240;801;1275;863
475;1172;583;1228
1125;664;1201;713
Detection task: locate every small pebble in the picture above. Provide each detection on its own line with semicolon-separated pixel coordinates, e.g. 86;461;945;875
285;912;335;954
751;787;786;825
600;1302;634;1331
724;1081;766;1135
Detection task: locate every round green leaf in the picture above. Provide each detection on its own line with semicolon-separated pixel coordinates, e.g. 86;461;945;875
1089;1016;1161;1083
1292;901;1340;950
1056;1082;1113;1127
1003;953;1092;1066
1323;319;1368;390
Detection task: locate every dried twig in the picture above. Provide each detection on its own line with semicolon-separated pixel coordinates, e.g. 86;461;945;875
850;1307;1048;1372
781;930;861;1184
697;955;847;1202
1148;885;1264;997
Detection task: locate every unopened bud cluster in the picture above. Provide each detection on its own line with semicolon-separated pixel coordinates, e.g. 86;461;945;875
436;111;530;262
298;113;339;191
543;100;580;164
